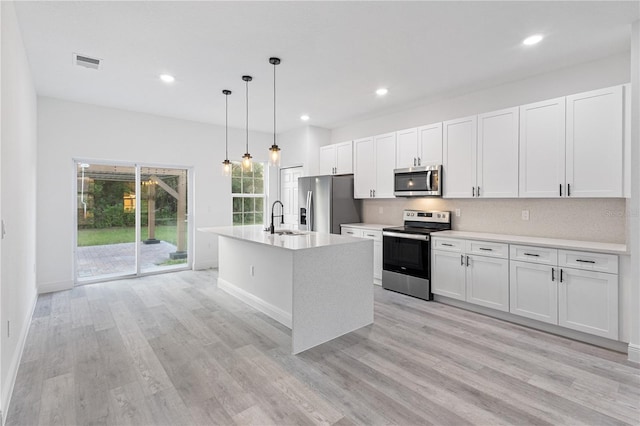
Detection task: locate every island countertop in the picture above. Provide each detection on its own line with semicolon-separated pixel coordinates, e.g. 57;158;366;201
198;225;367;250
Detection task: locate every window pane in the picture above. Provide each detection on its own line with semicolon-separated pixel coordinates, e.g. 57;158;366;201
232;178;242;194
242;177;254;194
232;163;242;177
255;212;263;224
243;197;254;213
254;179;264;194
254;163;264;178
233;213;243;225
255;198;263;213
243;212;255;224
232;197;243;213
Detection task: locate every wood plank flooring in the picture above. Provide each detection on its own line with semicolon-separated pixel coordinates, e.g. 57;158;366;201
6;270;639;425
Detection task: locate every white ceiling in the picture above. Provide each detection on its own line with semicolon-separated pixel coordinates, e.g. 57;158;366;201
13;1;640;134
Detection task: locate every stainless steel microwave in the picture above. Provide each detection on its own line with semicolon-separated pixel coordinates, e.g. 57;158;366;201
393;165;442;197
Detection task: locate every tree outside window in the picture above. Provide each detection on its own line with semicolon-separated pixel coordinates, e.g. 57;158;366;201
231;162;265;226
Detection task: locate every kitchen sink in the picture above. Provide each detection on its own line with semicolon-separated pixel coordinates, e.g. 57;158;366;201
271;230;308;236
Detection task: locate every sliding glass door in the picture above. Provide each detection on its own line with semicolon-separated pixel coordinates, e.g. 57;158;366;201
75;161;190;283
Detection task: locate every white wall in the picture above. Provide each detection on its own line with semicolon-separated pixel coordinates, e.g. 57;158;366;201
278;125;330;177
0;0;39;419
628;20;640;363
37;97;272;292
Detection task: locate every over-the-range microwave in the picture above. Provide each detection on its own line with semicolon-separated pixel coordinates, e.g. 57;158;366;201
393;165;442;197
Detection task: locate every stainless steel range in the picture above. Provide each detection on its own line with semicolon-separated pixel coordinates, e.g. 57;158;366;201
382;210;451;300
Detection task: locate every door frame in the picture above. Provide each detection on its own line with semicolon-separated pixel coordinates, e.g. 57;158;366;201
72;158;194;285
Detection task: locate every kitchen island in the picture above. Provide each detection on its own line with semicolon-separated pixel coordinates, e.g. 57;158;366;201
198;225;374;354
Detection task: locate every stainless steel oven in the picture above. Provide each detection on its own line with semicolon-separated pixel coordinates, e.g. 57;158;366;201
382;210;451;300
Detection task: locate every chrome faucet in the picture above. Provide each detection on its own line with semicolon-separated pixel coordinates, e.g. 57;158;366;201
270;200;285;234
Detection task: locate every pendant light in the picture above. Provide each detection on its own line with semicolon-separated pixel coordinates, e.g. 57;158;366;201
221;89;232;177
241;75;253;172
268;57;281;167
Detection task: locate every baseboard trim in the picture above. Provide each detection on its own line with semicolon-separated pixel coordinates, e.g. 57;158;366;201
217;278;292;328
193;260;216;270
37;279;72;294
628;343;640;363
1;292;38;426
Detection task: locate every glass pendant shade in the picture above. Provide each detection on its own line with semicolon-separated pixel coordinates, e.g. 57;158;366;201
222;159;232;177
268;57;282;168
242;152;253;172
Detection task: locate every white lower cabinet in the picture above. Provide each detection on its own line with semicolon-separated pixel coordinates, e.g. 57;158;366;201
431;250;466;300
341;226;382;284
510;260;558;324
431;238;509;311
559;267;618;339
466;255;509;312
433;238;620;341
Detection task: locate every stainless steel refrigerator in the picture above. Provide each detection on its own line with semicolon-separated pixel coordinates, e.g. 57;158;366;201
298;174;362;234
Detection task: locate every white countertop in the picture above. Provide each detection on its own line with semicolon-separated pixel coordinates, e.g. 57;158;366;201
198;225;369;251
340;223;393;231
432;230;628;255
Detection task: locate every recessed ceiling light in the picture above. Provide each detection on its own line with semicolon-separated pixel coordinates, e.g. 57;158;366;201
376;88;388;96
300;114;310;121
159;74;175;83
522;34;544;46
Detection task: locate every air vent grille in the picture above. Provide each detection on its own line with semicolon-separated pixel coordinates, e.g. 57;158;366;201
73;53;101;70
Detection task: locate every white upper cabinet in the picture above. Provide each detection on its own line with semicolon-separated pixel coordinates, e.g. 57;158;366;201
477;107;519;198
396;127;419;168
374;132;396;198
319;141;353;175
519;97;566;198
418;122;443;166
353;137;375;198
566;85;623;198
443;116;477;198
354;133;396;199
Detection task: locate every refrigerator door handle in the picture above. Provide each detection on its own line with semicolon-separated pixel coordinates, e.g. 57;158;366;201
306;190;313;231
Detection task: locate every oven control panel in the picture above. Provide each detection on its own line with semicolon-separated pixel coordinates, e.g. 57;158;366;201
403;210;450;223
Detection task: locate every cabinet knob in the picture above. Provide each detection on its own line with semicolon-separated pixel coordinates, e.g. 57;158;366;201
417;157;421;166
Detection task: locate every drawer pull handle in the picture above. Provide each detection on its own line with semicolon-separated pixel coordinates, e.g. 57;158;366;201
479;248;493;251
442;243;454;247
524;253;540;257
576;259;596;264
366;234;375;237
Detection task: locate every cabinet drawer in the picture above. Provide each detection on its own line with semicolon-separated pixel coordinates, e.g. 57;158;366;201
341;227;363;238
361;230;382;242
465;240;508;259
510;245;558;265
558;250;618;274
432;238;464;253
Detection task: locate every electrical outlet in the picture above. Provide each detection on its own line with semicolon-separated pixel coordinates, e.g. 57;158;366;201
522;210;530;221
250;265;255;276
455;209;461;217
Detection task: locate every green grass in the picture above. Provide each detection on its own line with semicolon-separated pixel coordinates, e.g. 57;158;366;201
77;225;186;246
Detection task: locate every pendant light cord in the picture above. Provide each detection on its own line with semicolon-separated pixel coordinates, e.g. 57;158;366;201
273;62;276;143
245;79;249;153
225;93;229;160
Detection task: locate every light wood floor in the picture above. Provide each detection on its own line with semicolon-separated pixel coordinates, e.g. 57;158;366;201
6;270;639;425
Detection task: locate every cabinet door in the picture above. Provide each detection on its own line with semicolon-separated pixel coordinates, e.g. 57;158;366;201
374;132;396;198
431;250;466;300
335;141;353;174
477;107;519;198
465;255;509;312
373;241;382;283
519;98;566;198
566;86;623;197
319;145;336;175
443;116;477;198
558;268;618;339
396;127;419;168
353;137;375;199
418;123;443;166
510;261;558;324
340;226;362;238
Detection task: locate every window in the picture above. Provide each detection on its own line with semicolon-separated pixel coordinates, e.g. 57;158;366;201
231;162;265;226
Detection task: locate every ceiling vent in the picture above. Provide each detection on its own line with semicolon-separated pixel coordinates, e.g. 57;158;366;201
73;53;101;70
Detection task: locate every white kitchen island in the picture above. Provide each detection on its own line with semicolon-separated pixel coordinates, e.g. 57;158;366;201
198;225;374;354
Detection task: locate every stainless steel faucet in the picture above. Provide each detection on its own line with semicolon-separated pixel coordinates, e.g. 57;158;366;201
270;200;284;234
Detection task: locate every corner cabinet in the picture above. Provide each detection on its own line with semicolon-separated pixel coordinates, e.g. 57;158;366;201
319;141;353;175
353;133;395;199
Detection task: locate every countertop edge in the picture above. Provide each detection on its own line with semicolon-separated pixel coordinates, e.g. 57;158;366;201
432;231;628;255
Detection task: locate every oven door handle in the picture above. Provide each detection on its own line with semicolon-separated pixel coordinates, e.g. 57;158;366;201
383;231;430;241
